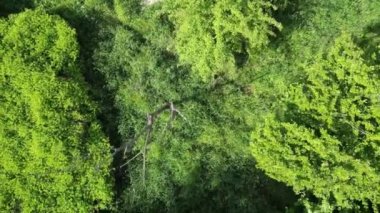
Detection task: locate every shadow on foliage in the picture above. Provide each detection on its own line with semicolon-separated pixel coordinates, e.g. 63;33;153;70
359;22;380;66
0;0;33;17
44;6;126;205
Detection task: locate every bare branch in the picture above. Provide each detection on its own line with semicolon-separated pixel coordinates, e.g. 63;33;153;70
174;109;189;123
115;101;190;173
142;116;153;185
119;151;143;168
112;73;277;174
124;126;148;157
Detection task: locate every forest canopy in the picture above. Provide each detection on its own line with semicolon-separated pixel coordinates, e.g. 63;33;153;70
0;0;379;212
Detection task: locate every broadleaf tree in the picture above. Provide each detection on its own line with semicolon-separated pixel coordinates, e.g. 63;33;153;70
251;34;380;212
163;0;282;81
0;10;112;212
93;1;297;211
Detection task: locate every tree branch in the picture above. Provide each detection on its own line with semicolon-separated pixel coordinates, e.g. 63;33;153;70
114;72;273;169
119;151;142;168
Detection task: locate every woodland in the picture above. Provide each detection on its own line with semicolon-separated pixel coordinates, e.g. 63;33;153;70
0;0;379;212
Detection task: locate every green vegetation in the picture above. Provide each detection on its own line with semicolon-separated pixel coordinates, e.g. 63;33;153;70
0;10;112;212
252;34;380;212
163;0;282;81
0;0;379;212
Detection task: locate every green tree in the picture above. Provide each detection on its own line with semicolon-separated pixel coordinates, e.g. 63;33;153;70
114;0;142;23
94;7;296;210
0;10;112;212
282;0;380;61
251;34;380;212
162;0;282;81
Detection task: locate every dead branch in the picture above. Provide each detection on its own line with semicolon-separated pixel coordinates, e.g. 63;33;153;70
119;151;142;169
113;102;188;155
114;101;188;176
142;113;153;185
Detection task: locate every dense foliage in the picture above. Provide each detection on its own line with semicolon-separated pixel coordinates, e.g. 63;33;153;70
0;0;379;212
0;10;112;212
163;0;282;81
94;11;290;213
252;34;380;212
